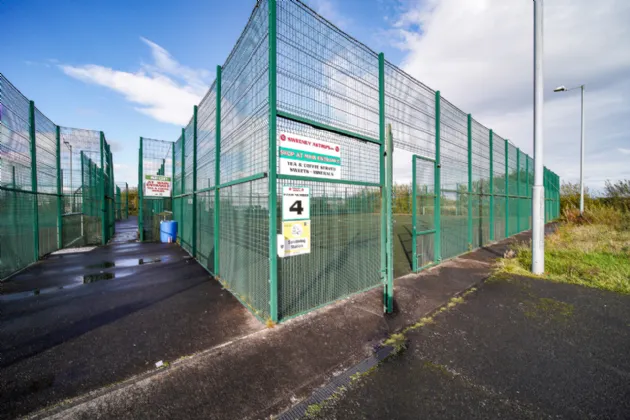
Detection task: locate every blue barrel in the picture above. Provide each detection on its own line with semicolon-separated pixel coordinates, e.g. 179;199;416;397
160;220;178;243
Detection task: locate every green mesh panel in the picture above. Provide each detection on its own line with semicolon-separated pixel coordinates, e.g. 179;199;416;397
196;191;215;272
492;133;507;241
439;98;469;260
413;158;436;270
471;118;490;248
140;138;174;242
219;179;269;320
276;118;381;319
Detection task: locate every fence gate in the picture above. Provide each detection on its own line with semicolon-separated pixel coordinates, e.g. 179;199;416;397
412;155;437;271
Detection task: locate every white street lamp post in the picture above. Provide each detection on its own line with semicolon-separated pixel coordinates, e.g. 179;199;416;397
553;84;585;215
532;0;545;275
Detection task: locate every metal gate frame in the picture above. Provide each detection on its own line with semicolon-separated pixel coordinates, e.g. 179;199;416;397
412;154;439;272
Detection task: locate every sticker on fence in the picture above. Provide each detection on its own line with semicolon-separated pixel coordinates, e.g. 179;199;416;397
144;175;171;197
278;220;311;258
278;132;341;180
282;186;310;221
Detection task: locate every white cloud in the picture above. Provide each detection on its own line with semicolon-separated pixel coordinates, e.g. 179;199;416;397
388;0;630;188
307;0;353;30
60;38;210;126
619;148;630;155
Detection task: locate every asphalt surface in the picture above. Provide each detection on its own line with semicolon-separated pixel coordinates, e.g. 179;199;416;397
313;276;630;419
0;217;262;419
30;227;543;420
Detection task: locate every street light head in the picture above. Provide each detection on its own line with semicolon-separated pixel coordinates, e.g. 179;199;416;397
553;86;567;92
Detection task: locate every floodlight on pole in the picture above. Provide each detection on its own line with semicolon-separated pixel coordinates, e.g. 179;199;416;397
553;83;586;214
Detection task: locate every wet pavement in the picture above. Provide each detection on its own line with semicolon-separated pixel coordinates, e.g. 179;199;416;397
312;276;630;419
0;217;262;419
27;227;554;420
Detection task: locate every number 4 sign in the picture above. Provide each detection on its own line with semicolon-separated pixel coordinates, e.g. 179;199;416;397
282;186;310;221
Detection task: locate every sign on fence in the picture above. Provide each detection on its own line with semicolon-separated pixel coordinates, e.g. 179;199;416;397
282;186;310;221
278;220;311;258
144;175;171;197
278;132;341;180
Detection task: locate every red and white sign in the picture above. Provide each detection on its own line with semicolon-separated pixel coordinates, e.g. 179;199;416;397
144;175;172;197
278;132;342;180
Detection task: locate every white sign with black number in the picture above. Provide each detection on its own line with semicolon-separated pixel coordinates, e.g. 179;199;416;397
282;186;310;221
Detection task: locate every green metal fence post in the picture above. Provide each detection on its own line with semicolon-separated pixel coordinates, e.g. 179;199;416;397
516;147;521;233
29;101;40;260
192;105;198;257
434;91;442;262
215;65;222;278
12;165;17;245
505;139;509;238
385;123;394;313
489;129;494;241
125;182;129;219
526;155;529;229
467;114;473;248
139;138;144;241
181;128;185;245
268;0;279;323
100;132;107;245
378;53;389;312
56;125;63;249
411;156;417;272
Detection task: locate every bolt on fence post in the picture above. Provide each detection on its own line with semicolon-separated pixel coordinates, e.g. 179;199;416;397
378;53;388;312
268;0;279;323
215;65;222;278
434;91;442;262
192;105;198;258
489;129;494;241
505;139;509;238
467;114;473;248
56;125;63;249
29;100;40;260
139;137;144;241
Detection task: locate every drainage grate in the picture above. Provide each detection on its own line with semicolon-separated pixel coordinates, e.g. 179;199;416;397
278;345;394;420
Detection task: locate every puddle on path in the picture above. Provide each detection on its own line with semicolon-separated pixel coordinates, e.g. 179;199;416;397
82;272;116;284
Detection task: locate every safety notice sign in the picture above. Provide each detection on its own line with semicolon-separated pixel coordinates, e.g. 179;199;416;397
282;186;310;221
278;132;341;180
278;220;311;258
144;175;171;197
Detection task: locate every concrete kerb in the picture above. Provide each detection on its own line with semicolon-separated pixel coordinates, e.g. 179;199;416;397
27;227;544;420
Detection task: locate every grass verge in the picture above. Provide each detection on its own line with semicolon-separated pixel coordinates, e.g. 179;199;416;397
493;223;630;294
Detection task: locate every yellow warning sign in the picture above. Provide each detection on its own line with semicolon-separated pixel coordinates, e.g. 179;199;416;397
278;220;311;257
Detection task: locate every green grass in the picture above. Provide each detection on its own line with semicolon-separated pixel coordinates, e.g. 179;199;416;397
493;223;630;294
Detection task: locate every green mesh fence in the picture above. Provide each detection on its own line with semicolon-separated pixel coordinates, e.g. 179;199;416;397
139;0;560;322
1;73;115;279
138;138;173;242
115;183;129;221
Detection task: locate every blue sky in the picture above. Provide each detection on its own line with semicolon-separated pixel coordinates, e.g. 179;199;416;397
3;0;629;188
3;0;407;185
